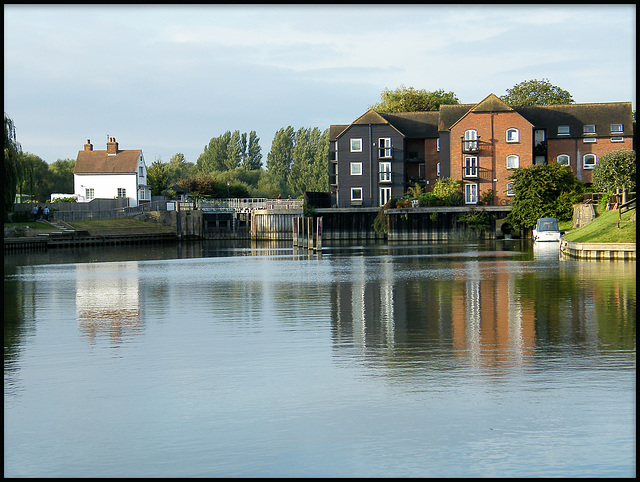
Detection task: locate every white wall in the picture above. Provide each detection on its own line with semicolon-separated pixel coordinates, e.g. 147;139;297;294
74;173;139;206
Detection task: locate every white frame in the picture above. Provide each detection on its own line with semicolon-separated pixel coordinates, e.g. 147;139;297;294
378;161;392;182
464;156;478;178
464;183;478;204
506;155;519;169
506;182;515;196
558;125;570;136
117;188;127;198
379;187;392;207
557;154;570;167
583;124;596;135
85;188;95;201
464;129;478;151
583;154;597;170
350;138;363;152
351;187;363;202
610;124;623;134
378;138;392;158
506;128;519;143
350;162;363;176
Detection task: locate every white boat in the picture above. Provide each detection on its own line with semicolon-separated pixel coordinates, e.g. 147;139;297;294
533;217;562;242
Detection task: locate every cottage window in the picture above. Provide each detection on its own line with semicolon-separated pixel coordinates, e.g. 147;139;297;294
350;138;363;152
558;125;570;136
378;138;392;158
465;183;478;204
117;188;127;198
350;162;363;176
506;155;519;169
85;188;94;201
557;154;570;167
583;154;597;169
139;166;144;178
506;128;519;143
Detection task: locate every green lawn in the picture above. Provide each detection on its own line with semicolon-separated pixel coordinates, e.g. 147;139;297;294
562;208;636;243
68;217;175;235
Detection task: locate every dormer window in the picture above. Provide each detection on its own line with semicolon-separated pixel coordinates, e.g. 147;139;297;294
558;125;570;136
583;125;596;135
610;124;623;134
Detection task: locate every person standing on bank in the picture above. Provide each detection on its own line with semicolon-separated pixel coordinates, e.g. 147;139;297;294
44;206;50;221
31;205;38;222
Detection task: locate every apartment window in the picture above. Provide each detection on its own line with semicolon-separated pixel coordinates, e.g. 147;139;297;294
506;128;519;143
436;138;440;152
557;154;570;167
583;137;596;143
139;166;144;178
117;188;127;198
558;125;570;136
583;154;597;170
610;137;624;143
436;162;441;176
350;138;362;152
378;138;392;158
351;187;363;202
506;155;519;169
506;182;515;196
610;124;623;134
583;125;596;135
85;188;94;201
463;130;478;151
464;156;478;178
350;162;362;176
379;162;392;182
465;183;478;204
380;187;392;207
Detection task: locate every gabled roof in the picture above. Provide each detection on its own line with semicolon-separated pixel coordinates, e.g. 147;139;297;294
438;104;474;131
75;149;142;174
515;102;634;138
332;109;440;140
468;93;514;113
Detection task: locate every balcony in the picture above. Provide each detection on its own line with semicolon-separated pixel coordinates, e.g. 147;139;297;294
461;139;479;153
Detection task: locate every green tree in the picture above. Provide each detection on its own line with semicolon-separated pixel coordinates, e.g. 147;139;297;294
288;127;329;196
147;158;170;196
500;78;574;106
506;163;584;229
267;126;295;189
48;158;75;195
370;85;459;112
19;153;50;202
245;130;262;170
4;113;22;212
197;131;232;172
591;149;636;203
166;152;196;185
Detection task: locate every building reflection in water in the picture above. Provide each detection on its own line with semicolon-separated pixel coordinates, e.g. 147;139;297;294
330;256;536;370
75;262;143;347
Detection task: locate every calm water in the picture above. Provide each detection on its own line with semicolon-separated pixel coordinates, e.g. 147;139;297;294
4;240;636;477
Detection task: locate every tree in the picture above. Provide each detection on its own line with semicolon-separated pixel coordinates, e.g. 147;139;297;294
48;159;75;195
197;131;232;172
19;153;50;202
506;163;584;229
287;127;329;196
370;85;459;112
266;126;295;188
166;152;196;185
147;158;170;196
4;113;22;212
245;130;262;170
500;78;574;106
591;149;636;203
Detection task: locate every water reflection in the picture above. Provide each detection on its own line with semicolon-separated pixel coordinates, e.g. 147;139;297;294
75;262;143;346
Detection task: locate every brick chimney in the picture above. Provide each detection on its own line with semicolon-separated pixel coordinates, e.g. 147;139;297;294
107;137;119;155
84;139;93;151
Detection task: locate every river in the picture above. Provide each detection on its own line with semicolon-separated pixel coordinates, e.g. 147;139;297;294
4;240;636;477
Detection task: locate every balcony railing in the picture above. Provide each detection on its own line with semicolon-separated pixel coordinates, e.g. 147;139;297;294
462;140;479;153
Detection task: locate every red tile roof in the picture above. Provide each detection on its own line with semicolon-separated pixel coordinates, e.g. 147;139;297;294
74;149;142;174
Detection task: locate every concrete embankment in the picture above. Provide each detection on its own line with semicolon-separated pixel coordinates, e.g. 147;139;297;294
560;239;636;260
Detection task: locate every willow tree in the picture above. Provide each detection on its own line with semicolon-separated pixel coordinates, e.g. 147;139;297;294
4;113;21;212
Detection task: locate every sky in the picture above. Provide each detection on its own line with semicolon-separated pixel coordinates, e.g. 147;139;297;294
4;4;636;166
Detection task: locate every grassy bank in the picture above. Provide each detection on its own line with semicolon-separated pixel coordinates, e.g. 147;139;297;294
562;208;636;243
68;217;175;235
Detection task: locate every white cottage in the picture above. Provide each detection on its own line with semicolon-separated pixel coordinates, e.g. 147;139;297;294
73;137;151;207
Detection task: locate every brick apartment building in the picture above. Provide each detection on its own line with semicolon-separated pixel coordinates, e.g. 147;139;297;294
329;94;634;208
